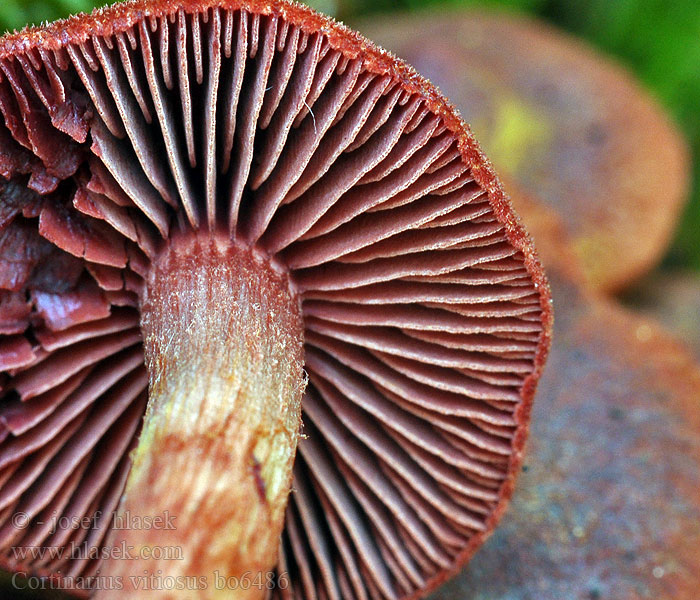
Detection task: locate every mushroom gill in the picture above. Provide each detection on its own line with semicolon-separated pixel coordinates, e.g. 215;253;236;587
0;1;551;598
353;10;690;294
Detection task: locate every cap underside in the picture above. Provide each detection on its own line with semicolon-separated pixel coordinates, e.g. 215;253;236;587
0;1;551;598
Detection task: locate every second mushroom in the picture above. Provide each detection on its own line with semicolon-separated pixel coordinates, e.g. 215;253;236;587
0;0;551;598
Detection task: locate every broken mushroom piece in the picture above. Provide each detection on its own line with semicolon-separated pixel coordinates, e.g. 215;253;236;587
0;1;551;598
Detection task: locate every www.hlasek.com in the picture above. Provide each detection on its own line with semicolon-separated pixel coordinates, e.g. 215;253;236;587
11;570;291;592
11;540;183;563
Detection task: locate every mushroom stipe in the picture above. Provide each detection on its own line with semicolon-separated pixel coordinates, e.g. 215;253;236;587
0;1;551;598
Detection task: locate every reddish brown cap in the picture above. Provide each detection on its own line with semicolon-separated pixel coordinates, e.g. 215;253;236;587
0;1;551;597
355;10;691;293
431;269;700;599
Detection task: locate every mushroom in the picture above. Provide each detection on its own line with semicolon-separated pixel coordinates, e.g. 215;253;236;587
433;267;700;599
354;10;691;294
0;1;551;598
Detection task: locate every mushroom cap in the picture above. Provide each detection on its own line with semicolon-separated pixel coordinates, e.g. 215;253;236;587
354;10;691;293
432;269;700;599
0;1;551;598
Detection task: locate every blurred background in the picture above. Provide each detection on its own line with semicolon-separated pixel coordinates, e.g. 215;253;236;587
1;0;698;273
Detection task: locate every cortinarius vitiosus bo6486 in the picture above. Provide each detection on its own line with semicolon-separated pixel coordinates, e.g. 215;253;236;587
0;1;551;598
